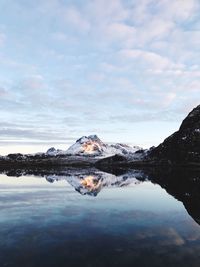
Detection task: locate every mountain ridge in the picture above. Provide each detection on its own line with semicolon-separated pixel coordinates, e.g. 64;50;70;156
149;104;200;164
46;134;142;158
0;104;200;169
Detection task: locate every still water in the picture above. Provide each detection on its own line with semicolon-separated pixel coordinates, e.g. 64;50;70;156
0;170;200;267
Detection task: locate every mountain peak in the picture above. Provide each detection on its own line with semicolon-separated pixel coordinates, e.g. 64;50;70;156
149;104;200;163
76;135;102;144
46;147;61;155
67;135;106;155
179;104;200;132
65;135;141;157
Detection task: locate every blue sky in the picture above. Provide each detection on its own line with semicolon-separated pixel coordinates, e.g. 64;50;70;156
0;0;200;154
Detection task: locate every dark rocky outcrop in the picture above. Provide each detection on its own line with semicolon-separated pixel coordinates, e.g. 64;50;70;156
0;154;98;171
95;154;128;175
96;154;127;166
149;104;200;165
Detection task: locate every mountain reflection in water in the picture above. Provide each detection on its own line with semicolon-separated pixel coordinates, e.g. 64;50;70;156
45;169;145;197
0;168;200;267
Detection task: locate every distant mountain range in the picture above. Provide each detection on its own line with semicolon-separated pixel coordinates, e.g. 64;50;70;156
0;104;200;169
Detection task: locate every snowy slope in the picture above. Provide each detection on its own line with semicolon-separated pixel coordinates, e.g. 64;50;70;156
66;135;107;156
46;147;62;156
56;135;142;157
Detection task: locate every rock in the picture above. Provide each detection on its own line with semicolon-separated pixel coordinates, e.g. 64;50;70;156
98;154;127;163
7;153;25;161
95;154;128;175
149;104;200;164
46;147;58;155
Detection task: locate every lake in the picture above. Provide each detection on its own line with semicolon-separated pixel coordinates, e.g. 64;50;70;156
0;169;200;267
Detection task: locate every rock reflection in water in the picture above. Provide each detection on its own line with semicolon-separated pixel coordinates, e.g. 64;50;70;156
149;168;200;226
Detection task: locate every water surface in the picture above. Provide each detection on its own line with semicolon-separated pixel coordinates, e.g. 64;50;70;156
0;171;200;267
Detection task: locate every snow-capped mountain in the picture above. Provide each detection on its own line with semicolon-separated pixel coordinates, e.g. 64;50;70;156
46;135;142;157
66;135;107;156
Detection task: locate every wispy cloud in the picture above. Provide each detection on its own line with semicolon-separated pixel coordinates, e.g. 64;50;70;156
118;49;185;71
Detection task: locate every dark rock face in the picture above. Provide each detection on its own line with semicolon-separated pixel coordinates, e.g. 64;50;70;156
149;105;200;164
7;153;25;161
95;154;127;166
95;154;128;174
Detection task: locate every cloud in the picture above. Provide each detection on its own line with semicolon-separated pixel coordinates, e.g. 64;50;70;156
0;128;60;140
0;87;8;97
86;0;129;23
0;0;199;147
137;18;175;44
101;22;136;47
0;54;37;72
103;0;199;49
127;92;177;110
118;49;185;71
51;32;77;44
89;72;105;82
110;110;179;123
131;0;198;24
185;80;200;91
0;140;73;147
100;62;124;73
63;6;90;33
0;32;6;46
0;118;78;142
158;0;198;21
146;68;200;77
21;75;45;91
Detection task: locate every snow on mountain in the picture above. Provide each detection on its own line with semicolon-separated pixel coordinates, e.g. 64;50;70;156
46;147;62;156
44;135;142;158
66;135;107;156
58;135;142;157
106;143;142;157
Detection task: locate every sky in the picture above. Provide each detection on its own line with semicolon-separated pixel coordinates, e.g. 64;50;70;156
0;0;200;155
